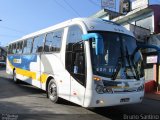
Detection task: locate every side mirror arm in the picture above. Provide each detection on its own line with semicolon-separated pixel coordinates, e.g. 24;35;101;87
137;44;160;64
82;33;104;55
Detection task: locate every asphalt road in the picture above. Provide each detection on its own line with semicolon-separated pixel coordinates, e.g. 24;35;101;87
0;67;160;120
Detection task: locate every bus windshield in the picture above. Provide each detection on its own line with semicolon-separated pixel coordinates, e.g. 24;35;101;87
89;31;144;80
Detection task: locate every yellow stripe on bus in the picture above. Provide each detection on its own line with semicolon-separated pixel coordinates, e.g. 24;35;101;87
8;59;48;83
38;73;48;83
16;68;36;80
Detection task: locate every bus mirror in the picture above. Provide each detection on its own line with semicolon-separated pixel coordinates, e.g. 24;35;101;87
82;33;104;55
137;44;160;64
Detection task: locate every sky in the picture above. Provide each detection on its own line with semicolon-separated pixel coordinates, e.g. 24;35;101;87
0;0;101;46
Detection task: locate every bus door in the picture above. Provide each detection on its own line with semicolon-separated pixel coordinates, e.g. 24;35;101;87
65;25;86;106
71;45;86;105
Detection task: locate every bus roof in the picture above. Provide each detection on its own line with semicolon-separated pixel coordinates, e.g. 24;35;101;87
9;18;134;44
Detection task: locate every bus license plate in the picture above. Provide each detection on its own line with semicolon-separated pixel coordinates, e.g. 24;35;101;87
120;98;130;103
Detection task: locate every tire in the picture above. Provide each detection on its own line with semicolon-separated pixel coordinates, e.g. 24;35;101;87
47;79;58;103
13;69;19;83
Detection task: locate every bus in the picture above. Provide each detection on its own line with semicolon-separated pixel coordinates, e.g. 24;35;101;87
6;18;145;107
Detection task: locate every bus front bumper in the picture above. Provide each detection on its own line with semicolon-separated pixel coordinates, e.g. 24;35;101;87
84;91;144;107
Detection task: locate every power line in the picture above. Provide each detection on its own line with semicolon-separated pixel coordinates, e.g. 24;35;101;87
49;0;75;20
63;0;81;17
89;0;100;7
0;25;27;34
54;0;69;13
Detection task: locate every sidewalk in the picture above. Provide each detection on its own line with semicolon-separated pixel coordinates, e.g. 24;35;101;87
145;91;160;101
144;80;160;101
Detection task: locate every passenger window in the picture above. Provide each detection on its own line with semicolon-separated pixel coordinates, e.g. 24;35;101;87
12;43;17;54
23;39;33;54
32;35;44;53
44;30;63;52
16;41;23;54
66;26;83;51
8;45;12;54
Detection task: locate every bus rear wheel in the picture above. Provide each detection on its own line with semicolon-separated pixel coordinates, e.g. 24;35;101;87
47;79;58;103
13;69;19;83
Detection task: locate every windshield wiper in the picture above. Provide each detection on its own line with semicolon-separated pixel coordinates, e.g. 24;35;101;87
125;47;140;80
111;57;122;80
112;47;140;80
130;57;140;80
112;46;124;80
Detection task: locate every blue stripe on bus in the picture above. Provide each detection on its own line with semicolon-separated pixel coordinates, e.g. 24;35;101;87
8;55;37;70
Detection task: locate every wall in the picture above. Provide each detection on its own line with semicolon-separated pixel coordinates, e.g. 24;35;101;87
149;5;160;34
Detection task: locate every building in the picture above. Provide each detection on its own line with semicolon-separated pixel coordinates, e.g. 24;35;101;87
91;0;160;90
0;46;7;66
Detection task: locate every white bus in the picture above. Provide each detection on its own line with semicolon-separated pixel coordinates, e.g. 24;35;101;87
6;18;145;107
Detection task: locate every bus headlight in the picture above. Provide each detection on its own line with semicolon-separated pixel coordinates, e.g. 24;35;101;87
94;76;113;94
137;85;144;92
96;86;113;94
94;76;104;94
96;85;104;94
103;87;113;93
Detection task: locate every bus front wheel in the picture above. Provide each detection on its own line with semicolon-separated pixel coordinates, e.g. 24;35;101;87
47;79;58;103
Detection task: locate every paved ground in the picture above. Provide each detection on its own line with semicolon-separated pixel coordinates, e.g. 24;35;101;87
0;67;160;120
145;92;160;101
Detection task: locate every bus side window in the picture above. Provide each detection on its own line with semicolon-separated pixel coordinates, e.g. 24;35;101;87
8;44;12;54
66;25;86;86
23;39;33;54
12;43;17;54
44;29;63;52
10;44;13;54
16;41;23;54
44;32;52;52
52;31;63;52
32;35;44;53
16;42;19;54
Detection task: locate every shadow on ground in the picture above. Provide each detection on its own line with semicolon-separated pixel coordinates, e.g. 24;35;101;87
0;101;107;120
0;70;79;108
